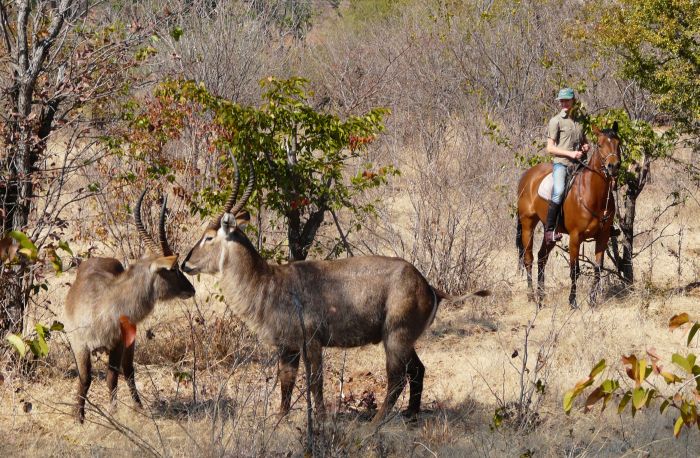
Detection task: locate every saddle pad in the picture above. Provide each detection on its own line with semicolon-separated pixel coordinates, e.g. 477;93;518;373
538;173;553;201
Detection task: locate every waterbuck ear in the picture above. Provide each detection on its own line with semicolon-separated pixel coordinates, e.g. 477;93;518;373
236;211;250;230
150;255;179;272
221;212;236;235
612;121;619;133
592;125;602;136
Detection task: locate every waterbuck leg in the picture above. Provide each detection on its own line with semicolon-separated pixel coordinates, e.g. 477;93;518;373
404;349;425;418
75;347;92;423
372;342;410;426
107;343;124;412
278;346;300;416
305;342;325;418
121;340;143;408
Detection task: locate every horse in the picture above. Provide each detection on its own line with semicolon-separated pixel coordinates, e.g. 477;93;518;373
516;124;621;308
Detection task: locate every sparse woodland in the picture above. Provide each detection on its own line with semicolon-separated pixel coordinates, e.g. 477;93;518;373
1;0;699;456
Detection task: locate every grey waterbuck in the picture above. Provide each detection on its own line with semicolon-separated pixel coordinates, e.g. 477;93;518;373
181;154;488;425
64;191;195;423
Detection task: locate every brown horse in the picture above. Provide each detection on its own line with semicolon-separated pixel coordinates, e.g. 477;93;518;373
516;124;621;308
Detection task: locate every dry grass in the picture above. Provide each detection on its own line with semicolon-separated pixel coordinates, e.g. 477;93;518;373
2;167;700;457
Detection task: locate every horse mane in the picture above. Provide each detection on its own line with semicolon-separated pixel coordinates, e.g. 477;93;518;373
600;128;619;140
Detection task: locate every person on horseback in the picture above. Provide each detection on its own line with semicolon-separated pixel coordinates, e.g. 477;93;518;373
544;87;590;247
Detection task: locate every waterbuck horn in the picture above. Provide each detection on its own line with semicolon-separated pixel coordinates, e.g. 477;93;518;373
210;149;241;229
228;157;255;217
158;195;174;256
134;190;161;254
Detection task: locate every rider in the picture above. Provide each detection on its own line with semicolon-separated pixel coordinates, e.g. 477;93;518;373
544;87;590;247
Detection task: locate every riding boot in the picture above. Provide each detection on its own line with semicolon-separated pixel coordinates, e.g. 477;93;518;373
544;201;563;246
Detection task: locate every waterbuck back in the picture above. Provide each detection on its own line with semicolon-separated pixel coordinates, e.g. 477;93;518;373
64;192;195;423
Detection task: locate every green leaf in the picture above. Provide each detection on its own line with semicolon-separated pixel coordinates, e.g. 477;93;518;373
601;379;619;394
632;387;648;409
563;389;576;414
58;240;73;256
589;359;606;378
688;323;700;346
170;26;184;42
8;231;37;260
672;353;693;373
661;371;683;384
618;391;631;414
50;321;64;332
660;399;670;414
6;334;27;358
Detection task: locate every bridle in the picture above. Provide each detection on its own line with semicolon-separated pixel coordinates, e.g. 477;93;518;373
573;135;621;225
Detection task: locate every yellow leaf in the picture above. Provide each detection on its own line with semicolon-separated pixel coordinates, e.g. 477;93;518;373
674;416;684;438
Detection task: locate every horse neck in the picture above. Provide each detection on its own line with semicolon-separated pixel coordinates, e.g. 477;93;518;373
577;146;612;207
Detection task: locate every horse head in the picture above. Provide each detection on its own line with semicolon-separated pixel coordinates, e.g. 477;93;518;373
592;122;622;189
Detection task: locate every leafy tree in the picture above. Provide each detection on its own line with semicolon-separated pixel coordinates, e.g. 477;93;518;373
592;0;699;140
589;110;675;284
0;1;167;334
565;313;700;439
122;77;396;261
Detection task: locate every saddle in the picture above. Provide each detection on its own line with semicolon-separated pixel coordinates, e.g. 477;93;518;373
537;162;585;202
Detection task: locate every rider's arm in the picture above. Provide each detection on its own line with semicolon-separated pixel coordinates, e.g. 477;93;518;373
547;138;583;160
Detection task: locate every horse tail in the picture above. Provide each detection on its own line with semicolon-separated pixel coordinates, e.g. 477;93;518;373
516;217;524;273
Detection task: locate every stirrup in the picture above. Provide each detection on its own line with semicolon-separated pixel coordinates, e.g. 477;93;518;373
544;231;562;245
610;226;621;237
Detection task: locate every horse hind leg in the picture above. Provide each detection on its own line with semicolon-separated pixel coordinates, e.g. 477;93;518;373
536;236;555;306
519;217;537;302
589;235;609;306
568;235;582;309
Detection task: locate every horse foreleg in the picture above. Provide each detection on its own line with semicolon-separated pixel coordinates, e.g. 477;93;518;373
589;235;609;306
568;235;582;309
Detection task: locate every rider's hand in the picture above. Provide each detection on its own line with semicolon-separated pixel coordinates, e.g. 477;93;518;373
581;144;590;153
571;150;583;160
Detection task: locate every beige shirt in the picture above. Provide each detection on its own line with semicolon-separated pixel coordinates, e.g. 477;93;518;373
547;110;586;166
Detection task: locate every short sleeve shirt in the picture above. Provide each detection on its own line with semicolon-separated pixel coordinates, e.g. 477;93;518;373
547;110;586;166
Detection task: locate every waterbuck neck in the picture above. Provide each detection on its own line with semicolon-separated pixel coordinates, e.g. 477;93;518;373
108;262;161;323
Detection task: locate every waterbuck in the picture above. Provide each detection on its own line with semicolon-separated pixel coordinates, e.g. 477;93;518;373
181;154;488;425
64;191;195;423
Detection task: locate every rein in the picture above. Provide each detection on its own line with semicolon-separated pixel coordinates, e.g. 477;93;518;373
573;145;616;224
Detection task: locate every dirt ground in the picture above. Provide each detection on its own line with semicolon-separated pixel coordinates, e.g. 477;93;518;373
2;173;700;457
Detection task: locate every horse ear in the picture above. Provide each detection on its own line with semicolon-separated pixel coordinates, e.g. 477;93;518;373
612;121;619;133
592;125;602;135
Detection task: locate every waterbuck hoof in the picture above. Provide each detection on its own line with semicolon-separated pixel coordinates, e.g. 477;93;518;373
401;408;419;423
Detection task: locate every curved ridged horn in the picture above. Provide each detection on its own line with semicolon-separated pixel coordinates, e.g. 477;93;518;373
134;190;160;254
229;158;255;217
158;195;174;256
210;149;241;229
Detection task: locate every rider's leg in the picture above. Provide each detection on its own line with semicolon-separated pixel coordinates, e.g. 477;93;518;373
545;163;567;245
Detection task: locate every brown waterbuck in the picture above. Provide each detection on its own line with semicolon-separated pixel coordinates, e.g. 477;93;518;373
64;191;195;423
181;154;488;425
